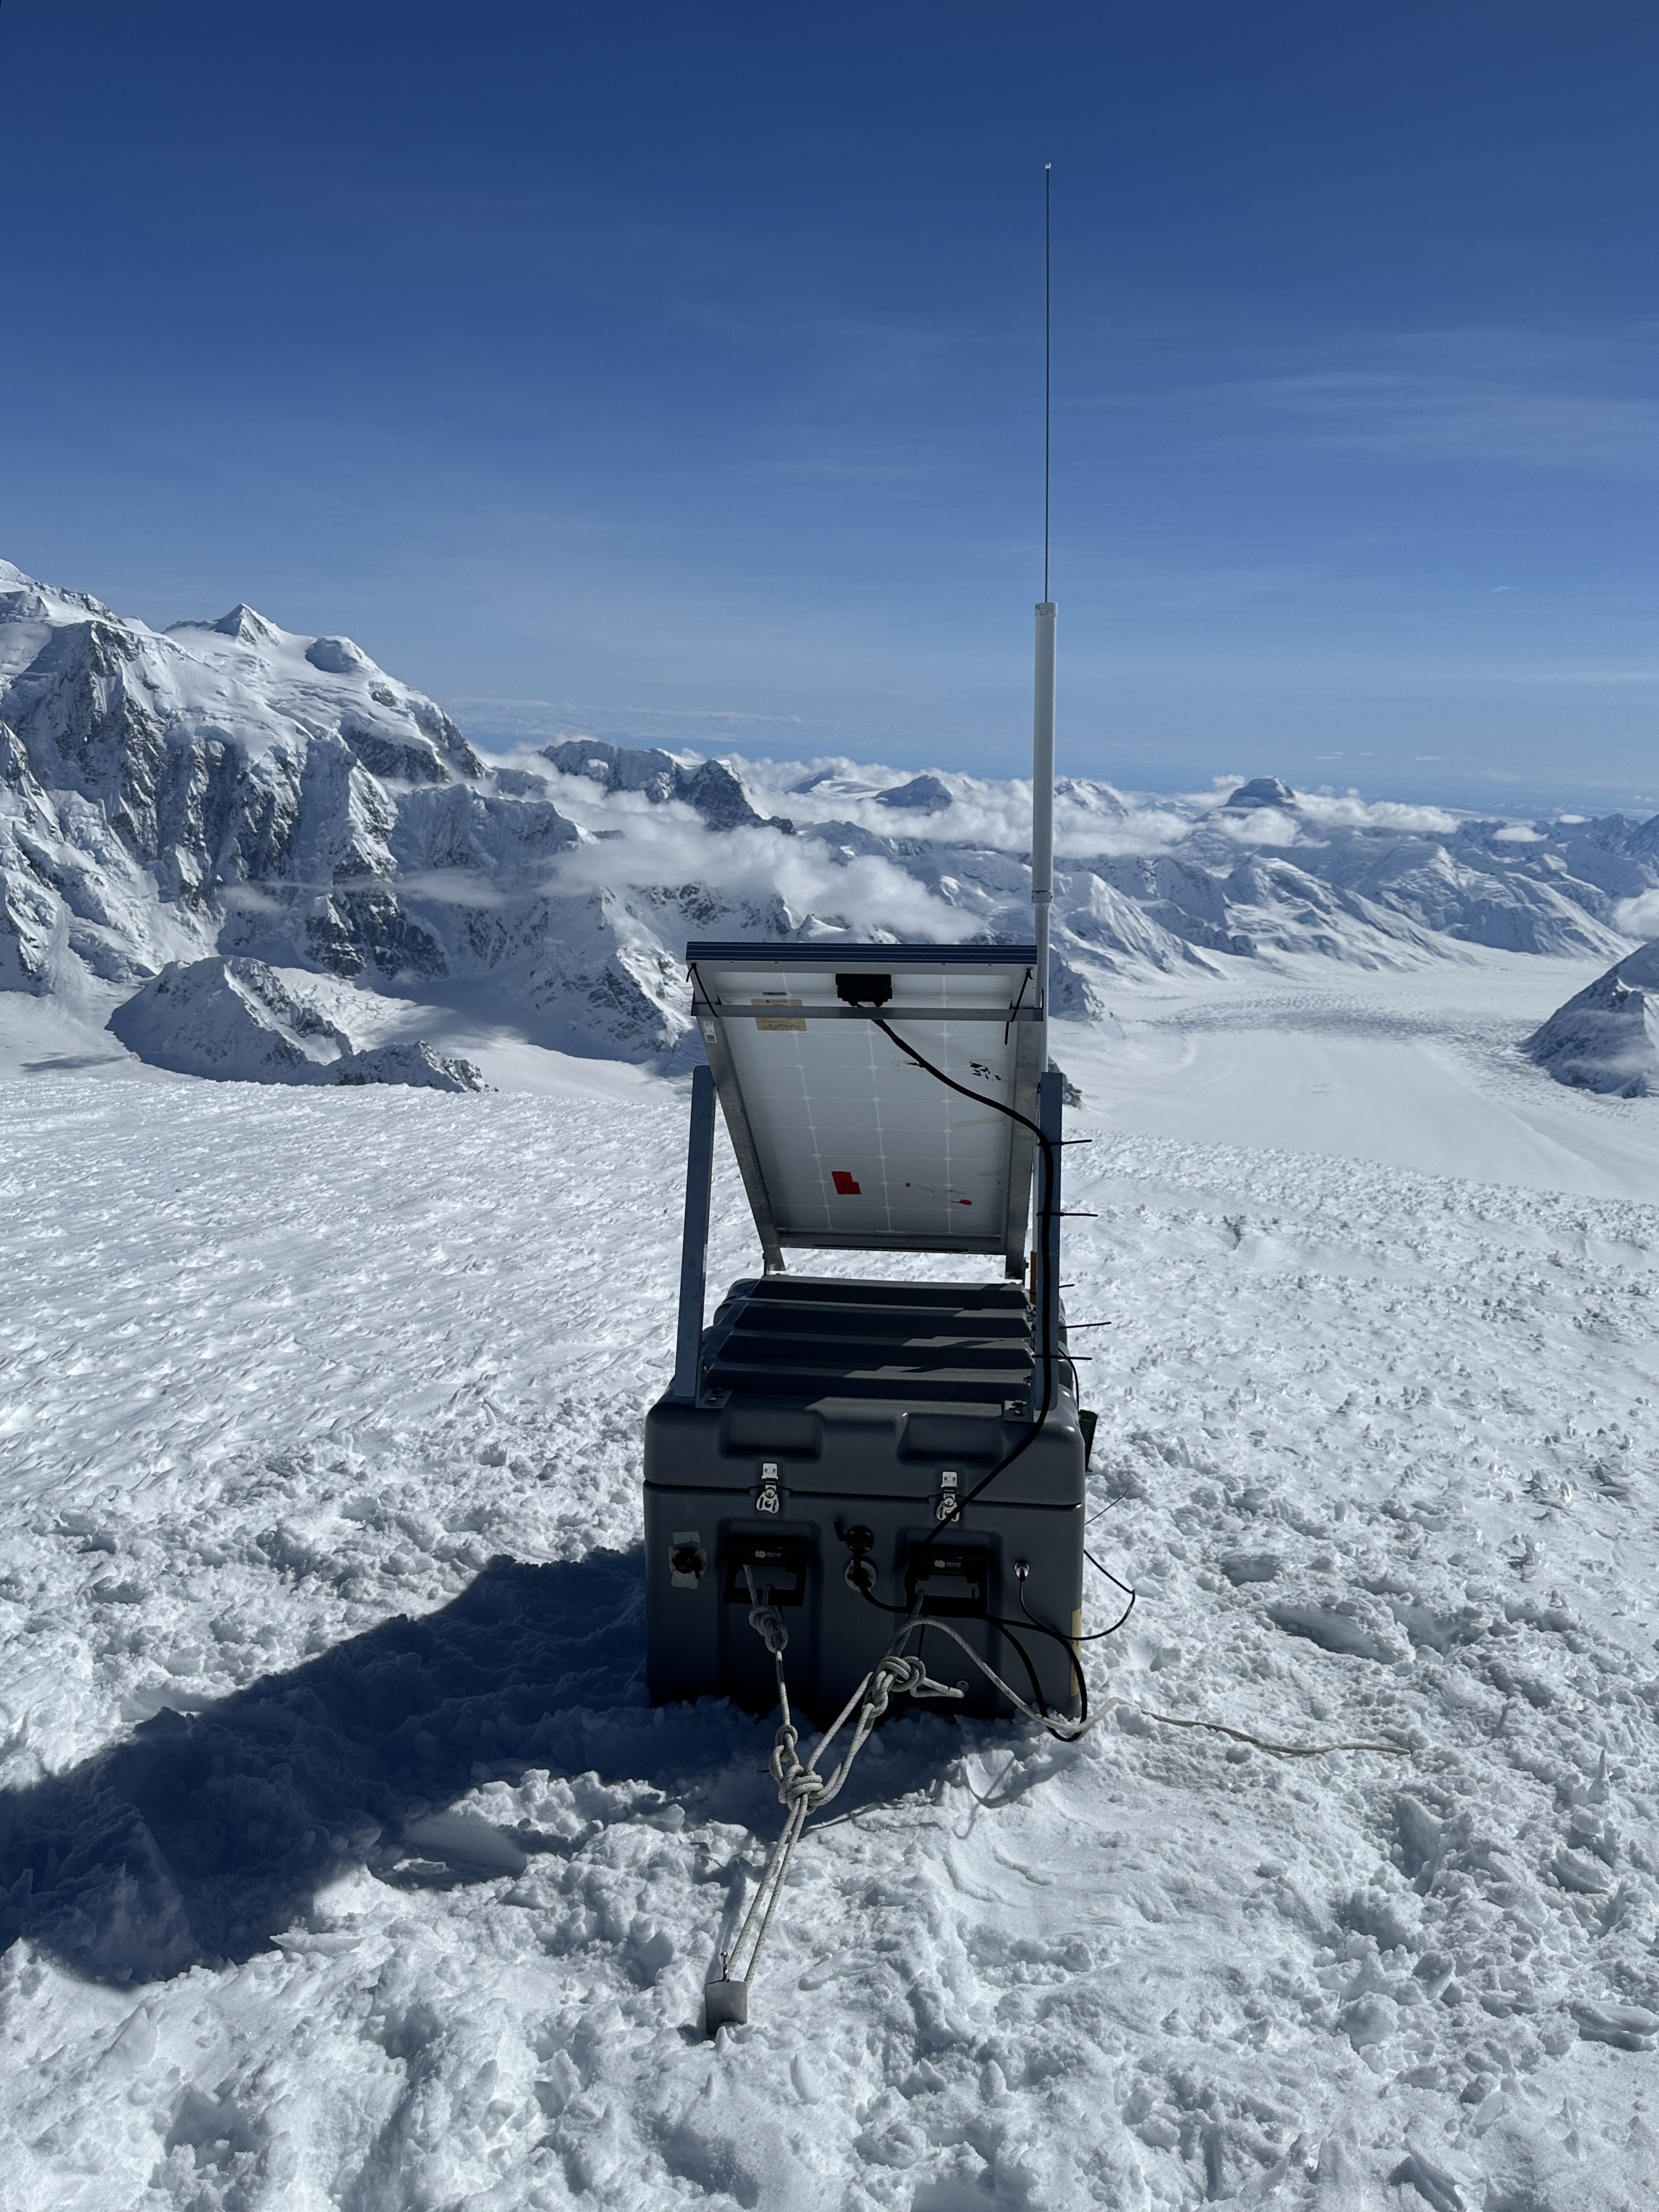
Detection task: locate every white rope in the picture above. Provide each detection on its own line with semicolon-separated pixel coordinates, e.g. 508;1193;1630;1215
714;1576;964;2001
1105;1700;1410;1760
707;1574;1407;2025
899;1617;1091;1742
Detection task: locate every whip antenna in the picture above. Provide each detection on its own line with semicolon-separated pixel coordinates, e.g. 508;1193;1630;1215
1044;159;1052;603
1032;162;1056;1053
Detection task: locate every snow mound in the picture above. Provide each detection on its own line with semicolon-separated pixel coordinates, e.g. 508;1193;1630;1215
1525;940;1659;1095
108;957;485;1091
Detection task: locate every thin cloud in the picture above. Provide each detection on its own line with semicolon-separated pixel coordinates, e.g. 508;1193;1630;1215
1239;328;1659;482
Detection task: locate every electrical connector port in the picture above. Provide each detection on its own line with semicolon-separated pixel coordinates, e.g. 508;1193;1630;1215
834;972;893;1007
839;1522;877;1596
724;1535;810;1606
905;1542;991;1618
669;1531;707;1589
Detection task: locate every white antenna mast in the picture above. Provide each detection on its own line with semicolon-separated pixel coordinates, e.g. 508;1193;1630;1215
1032;162;1056;1055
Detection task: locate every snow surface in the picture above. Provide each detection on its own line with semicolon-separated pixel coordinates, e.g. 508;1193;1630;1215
7;556;1659;2206
4;1012;1659;2210
1064;961;1659;1202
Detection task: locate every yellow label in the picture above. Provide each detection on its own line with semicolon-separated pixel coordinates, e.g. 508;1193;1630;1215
752;996;806;1032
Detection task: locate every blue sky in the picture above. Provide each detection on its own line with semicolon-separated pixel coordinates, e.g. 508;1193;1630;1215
4;1;1657;810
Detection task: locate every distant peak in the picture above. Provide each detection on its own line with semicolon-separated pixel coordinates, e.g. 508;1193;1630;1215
878;774;953;815
1225;777;1297;812
211;604;280;643
169;603;281;645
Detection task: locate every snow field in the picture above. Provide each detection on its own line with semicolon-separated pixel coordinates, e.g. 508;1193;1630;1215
2;1072;1658;2208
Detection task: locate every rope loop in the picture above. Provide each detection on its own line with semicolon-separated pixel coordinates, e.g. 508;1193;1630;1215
768;1720;802;1791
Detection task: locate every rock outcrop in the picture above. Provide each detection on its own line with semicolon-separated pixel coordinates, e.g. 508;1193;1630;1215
878;774;953;814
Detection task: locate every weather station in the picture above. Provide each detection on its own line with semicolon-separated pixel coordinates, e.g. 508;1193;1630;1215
643;599;1105;2027
635;163;1131;2033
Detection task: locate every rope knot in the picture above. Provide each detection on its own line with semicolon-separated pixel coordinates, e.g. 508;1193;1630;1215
781;1769;827;1811
747;1602;788;1658
860;1651;932;1725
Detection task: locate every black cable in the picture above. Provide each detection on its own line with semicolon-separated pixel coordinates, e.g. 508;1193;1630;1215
843;1558;910;1613
995;1607;1080;1722
1006;1594;1089;1720
863;1014;1091;1730
866;1012;1089;1727
1085;1546;1133;1594
986;1616;1051;1719
871;1016;1060;1535
1082;1548;1137;1636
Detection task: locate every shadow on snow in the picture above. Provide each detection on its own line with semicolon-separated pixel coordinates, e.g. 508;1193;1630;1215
0;1546;972;1988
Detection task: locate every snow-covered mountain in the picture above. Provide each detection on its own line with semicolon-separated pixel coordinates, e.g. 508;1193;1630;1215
1;559;1650;1074
109;957;488;1091
1527;940;1659;1097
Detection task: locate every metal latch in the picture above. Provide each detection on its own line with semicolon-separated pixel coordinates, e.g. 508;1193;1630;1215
937;1469;960;1521
756;1461;782;1515
669;1530;707;1588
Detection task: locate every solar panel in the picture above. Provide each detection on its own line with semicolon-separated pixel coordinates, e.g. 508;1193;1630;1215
686;942;1043;1270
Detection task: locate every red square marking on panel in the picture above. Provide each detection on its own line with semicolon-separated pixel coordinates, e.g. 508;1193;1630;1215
831;1170;861;1196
